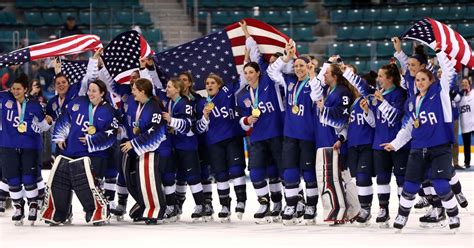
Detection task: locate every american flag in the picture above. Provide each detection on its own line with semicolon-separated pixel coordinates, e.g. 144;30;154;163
402;18;474;69
101;30;154;84
153;18;294;90
61;59;88;84
0;34;102;68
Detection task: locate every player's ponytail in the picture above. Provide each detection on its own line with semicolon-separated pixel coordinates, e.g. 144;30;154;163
330;64;357;100
410;45;428;65
380;63;401;87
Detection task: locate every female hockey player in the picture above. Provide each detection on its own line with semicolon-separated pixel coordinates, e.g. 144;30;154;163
344;60;408;227
342;68;377;225
47;79;117;225
163;77;205;222
176;71;215;220
120;78;168;225
237;60;286;224
267;41;320;225
0;76;52;225
195;73;247;222
382;49;461;232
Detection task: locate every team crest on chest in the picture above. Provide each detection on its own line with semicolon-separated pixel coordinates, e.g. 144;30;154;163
371;97;377;106
243;98;251;108
5;100;13;109
124;103;128;112
288;83;295;92
72;104;80;111
52;102;58;111
122;94;128;102
409;101;414;112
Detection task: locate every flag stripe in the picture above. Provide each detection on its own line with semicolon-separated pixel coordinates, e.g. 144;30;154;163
31;38;101;60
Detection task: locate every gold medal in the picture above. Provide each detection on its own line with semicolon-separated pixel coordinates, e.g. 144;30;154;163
133;126;141;135
17;123;27;133
205;102;215;111
251;108;261;118
87;125;96;135
292;105;299;114
413;119;419;128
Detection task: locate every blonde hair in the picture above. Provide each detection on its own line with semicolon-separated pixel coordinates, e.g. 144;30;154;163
206;73;224;87
168;77;186;96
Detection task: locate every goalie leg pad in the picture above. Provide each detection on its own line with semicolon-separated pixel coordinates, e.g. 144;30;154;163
137;152;166;219
40;155;73;224
69;157;109;223
316;148;347;222
123;152;145;216
341;168;361;221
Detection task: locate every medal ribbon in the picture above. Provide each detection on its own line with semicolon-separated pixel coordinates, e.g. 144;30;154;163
168;96;182;117
249;85;259;109
415;95;425;119
293;76;310;106
88;103;98;127
17;99;27;124
382;85;396;96
135;98;150;128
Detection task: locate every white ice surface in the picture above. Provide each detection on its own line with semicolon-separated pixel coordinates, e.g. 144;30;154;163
1;162;473;248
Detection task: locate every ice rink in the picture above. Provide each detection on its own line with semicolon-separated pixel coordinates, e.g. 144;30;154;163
1;166;473;248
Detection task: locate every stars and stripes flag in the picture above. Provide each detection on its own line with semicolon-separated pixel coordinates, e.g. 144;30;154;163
61;59;88;84
401;18;474;69
0;34;102;68
153;18;294;90
101;30;154;84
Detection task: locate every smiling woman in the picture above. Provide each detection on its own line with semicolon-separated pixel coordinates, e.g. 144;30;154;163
0;75;52;226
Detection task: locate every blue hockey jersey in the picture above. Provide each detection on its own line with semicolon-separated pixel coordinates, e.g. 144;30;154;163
52;96;118;158
0;92;49;149
347;97;375;148
166;96;197;151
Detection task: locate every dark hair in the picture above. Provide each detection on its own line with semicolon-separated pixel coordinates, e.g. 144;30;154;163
462;77;472;85
89;79;108;102
362;70;377;88
416;68;435;82
272;52;283;58
206;73;224;87
134;78;154;98
54;72;70;85
329;64;357;100
243;61;261;74
12;74;29;90
28;79;44;97
178;71;196;96
410;45;428;65
380;63;401;87
295;56;310;64
346;64;358;75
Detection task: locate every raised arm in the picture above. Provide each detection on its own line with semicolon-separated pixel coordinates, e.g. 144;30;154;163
392;37;408;74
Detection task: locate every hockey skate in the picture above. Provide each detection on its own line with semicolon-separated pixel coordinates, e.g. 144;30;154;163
375;207;390;228
282;205;300;226
424;207;447;228
356;207;372;226
163;205;178;223
218;205;231;223
448;216;460;233
0;200;6;215
176;197;185;220
393;214;408;233
254;197;271;224
455;193;469;209
419;206;434;227
12;201;25;226
414;197;430;209
303;205;317;225
235;202;245;220
110;202;127;221
28;203;38;226
191;205;204;223
296;197;305;219
203;200;214;222
271;202;282;222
